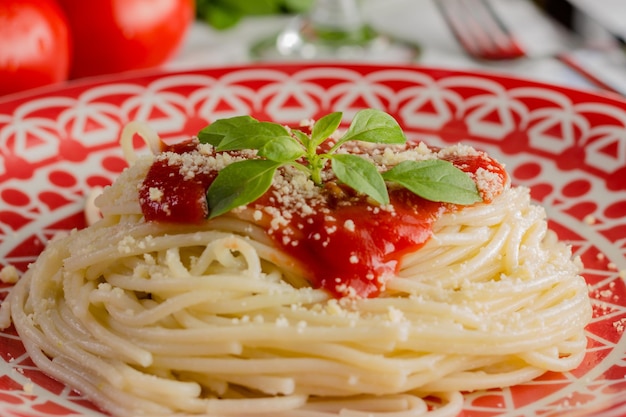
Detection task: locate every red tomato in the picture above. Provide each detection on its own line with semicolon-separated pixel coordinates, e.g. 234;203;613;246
57;0;194;79
0;0;71;96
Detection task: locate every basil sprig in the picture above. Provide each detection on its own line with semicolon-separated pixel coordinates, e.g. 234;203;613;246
198;109;482;219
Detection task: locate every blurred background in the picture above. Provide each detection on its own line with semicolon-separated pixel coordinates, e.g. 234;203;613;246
1;0;625;98
0;0;314;97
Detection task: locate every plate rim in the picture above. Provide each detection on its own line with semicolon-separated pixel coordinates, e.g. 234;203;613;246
2;62;626;110
0;61;625;417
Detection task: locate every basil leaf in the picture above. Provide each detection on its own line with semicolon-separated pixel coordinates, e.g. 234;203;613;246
258;136;305;162
382;159;482;204
292;129;311;149
198;115;258;146
339;109;406;145
216;122;290;151
310;111;342;148
331;154;389;205
198;110;487;220
207;159;281;219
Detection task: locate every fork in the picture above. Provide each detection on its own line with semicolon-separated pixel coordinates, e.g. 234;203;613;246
436;0;624;95
436;0;526;60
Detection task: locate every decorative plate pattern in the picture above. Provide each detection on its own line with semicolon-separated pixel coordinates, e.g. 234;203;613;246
0;64;625;417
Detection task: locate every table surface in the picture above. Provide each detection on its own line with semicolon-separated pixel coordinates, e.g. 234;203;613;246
166;0;626;96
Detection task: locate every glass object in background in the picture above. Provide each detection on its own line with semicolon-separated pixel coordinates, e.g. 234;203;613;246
251;0;419;61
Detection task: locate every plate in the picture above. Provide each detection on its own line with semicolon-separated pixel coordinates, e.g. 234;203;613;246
1;63;625;417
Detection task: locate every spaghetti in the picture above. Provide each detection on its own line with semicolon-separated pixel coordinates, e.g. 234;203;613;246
0;114;591;417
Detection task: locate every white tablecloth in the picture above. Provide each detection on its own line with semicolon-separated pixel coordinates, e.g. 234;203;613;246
167;0;626;96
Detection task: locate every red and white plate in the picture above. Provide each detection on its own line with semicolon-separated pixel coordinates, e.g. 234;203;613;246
0;64;625;416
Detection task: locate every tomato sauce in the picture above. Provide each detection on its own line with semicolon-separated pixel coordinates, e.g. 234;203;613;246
139;141;213;224
259;188;445;298
139;140;506;298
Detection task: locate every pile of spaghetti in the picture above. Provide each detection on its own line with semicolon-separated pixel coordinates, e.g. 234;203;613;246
0;110;591;417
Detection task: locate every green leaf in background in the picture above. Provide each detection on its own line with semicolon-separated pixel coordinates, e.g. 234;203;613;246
207;159;281;218
197;2;241;30
228;0;281;14
196;0;314;30
338;109;406;146
282;0;314;13
382;159;482;204
331;154;389;205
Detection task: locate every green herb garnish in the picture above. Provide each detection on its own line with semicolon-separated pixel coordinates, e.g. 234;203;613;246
198;109;482;219
195;0;314;30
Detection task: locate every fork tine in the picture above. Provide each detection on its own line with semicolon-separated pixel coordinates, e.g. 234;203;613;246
476;0;526;55
438;0;526;60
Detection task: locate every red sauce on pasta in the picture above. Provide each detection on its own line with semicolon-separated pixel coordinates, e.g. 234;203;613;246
139;141;214;224
138;140;507;298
